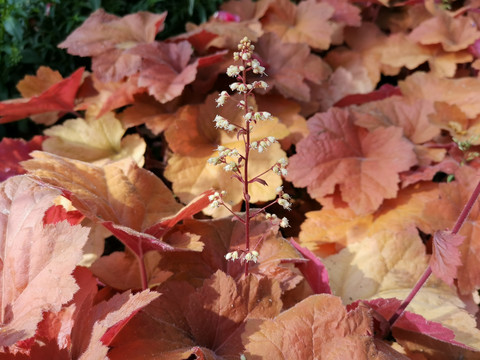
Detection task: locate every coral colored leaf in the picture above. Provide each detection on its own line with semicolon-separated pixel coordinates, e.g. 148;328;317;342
290;239;331;294
22;152;209;256
334;84;402;107
127;41;198;103
243;294;387;359
42;106;146;166
287;108;417;215
0;68;84;124
254;32;330;102
0;135;43;181
0;176;90;347
409;12;480;52
260;0;335;50
353;95;440;144
430;230;465;286
59;10;167;82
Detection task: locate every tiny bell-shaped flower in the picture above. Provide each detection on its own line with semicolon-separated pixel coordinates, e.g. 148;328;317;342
280;217;290;228
216;91;229;107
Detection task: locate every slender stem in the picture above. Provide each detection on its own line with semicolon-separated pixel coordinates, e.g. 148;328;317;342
388;179;480;328
250;198;279;218
242;62;251;277
249;164;274;183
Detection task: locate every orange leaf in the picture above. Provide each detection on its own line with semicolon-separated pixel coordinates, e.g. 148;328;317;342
0;68;84;124
287;108;417;215
260;0;335;50
400;72;480;119
409;12;480;52
243;294;387;359
22;152;210;256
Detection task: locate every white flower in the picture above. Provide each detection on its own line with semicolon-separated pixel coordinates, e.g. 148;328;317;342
215;91;229;107
251;59;266;75
230;82;240;91
245;250;259;263
275;186;283;194
278;198;291;210
280;217;290;228
213;115;229;129
226;65;240;77
225;251;239;261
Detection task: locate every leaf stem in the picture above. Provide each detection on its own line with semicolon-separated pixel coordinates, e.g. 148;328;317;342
388;178;480;327
137;243;148;290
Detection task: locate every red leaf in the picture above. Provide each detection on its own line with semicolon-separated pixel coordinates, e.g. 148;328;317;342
334;84;402;107
0;135;44;181
290;239;331;294
43;205;85;226
430;230;465;286
0;68;84;123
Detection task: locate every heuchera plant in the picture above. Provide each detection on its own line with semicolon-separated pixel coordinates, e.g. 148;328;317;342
207;36;290;275
2;0;480;358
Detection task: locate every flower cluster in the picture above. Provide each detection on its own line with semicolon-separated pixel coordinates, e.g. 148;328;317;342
225;250;259;263
207;36;291;275
273;158;288;177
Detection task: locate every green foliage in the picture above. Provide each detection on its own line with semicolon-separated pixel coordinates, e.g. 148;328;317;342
0;0;225;101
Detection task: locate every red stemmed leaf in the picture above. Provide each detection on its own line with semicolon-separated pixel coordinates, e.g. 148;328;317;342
290;239;331;294
0;135;44;181
430;230;465;286
287;107;417;215
22;151;211;256
58;10;167;82
0;176;90;347
0;68;84;123
353;298;480;358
